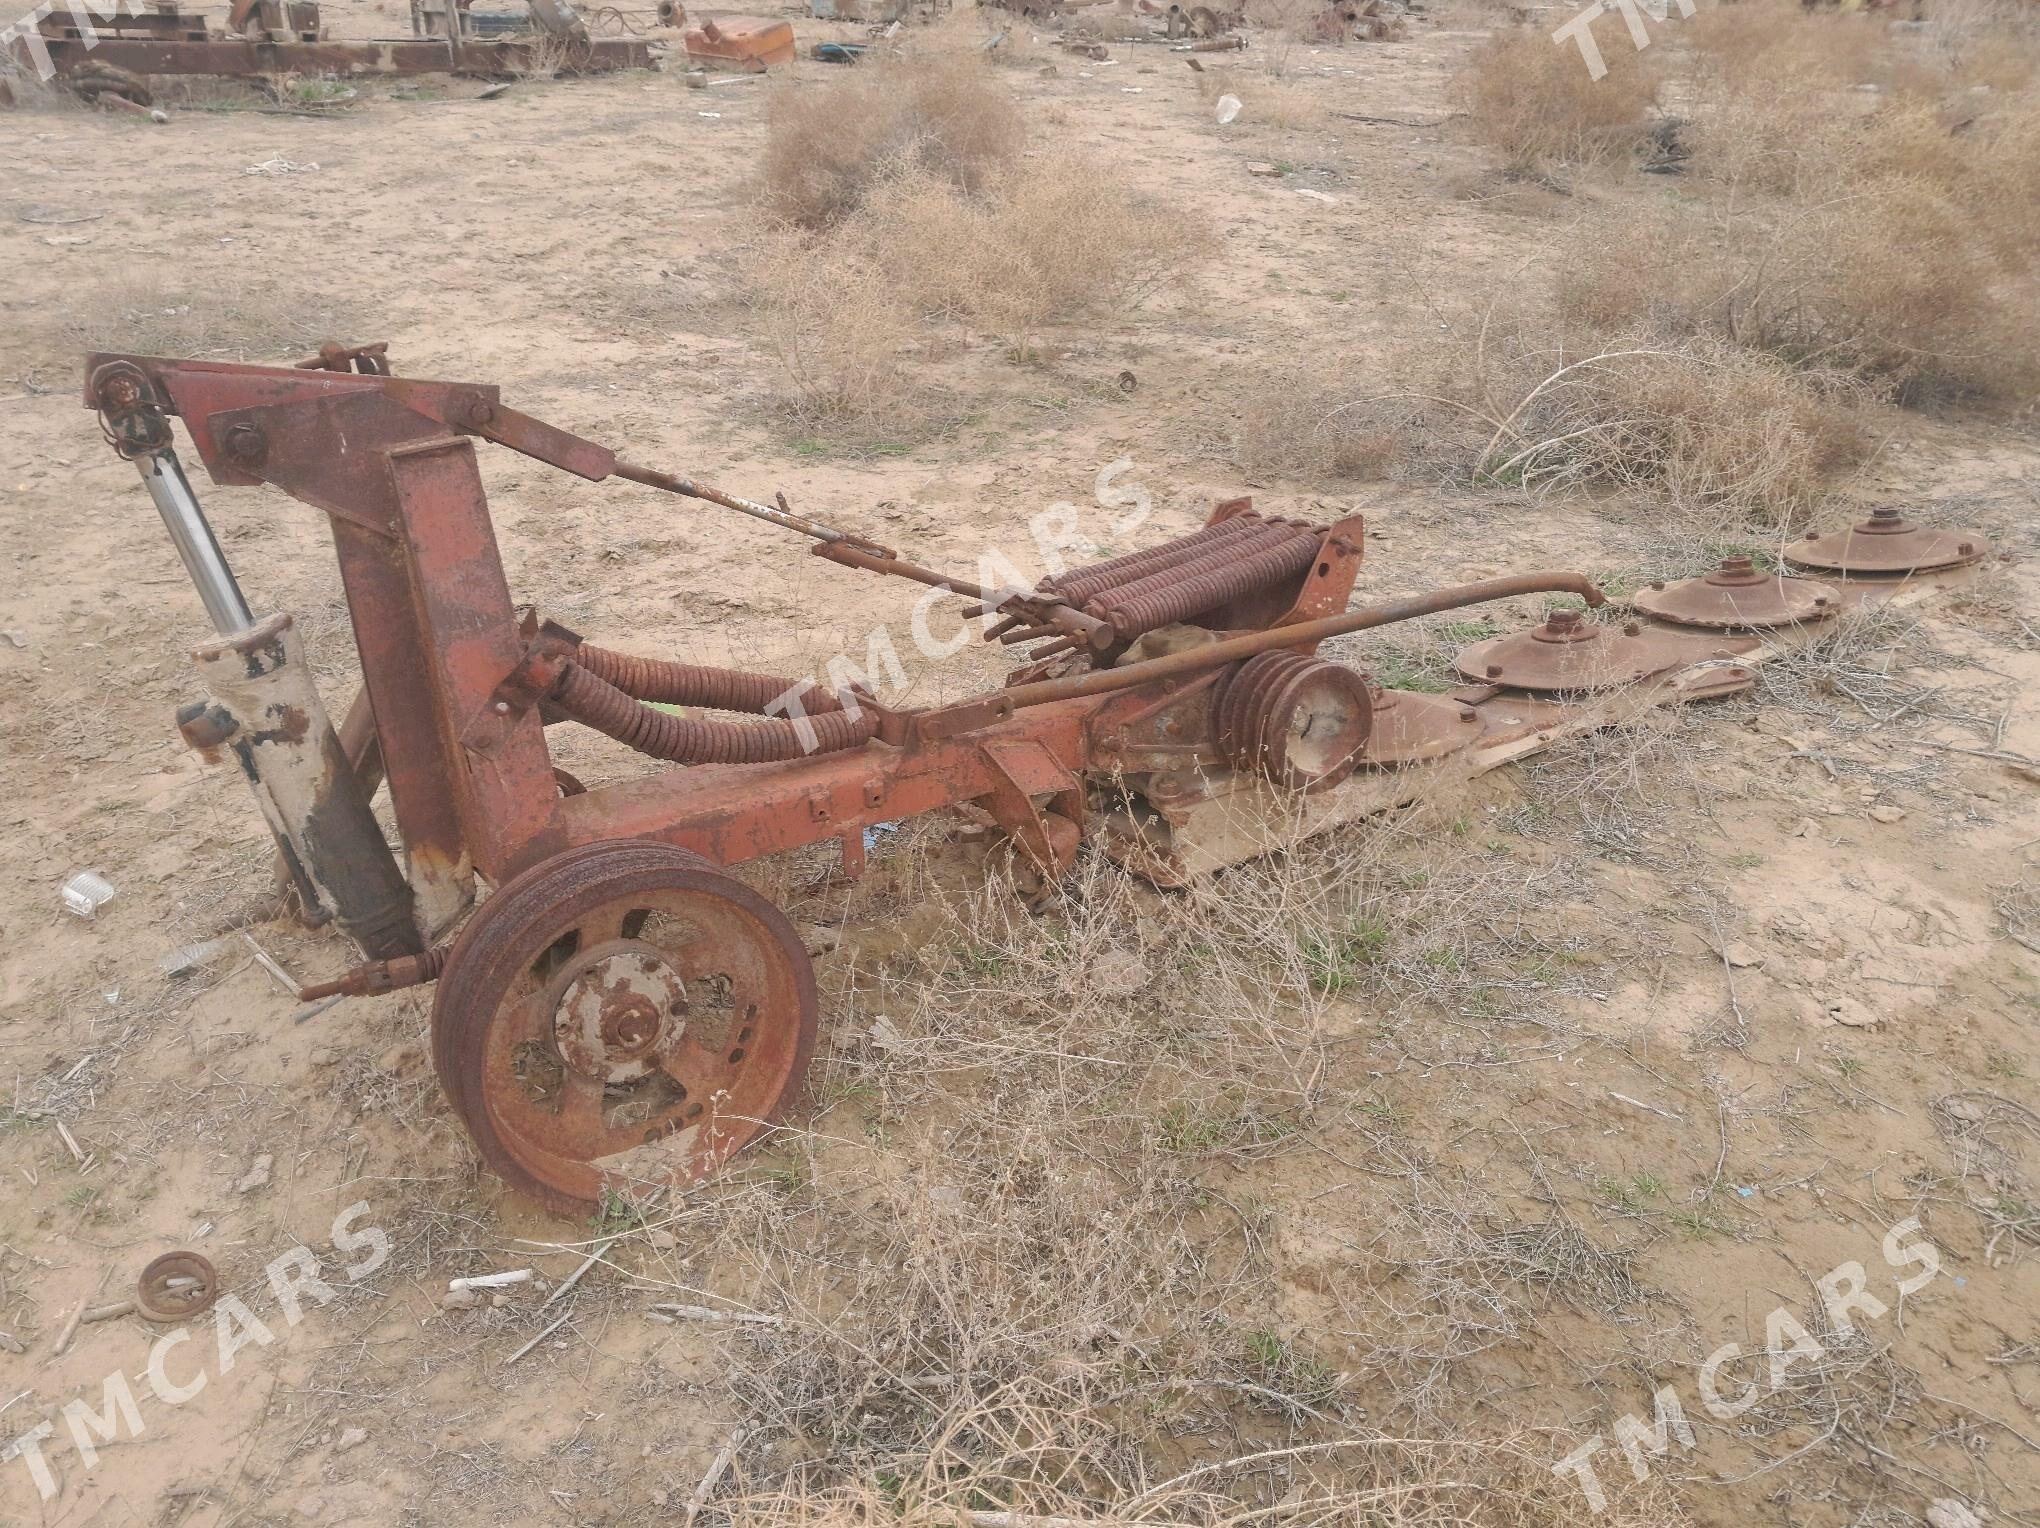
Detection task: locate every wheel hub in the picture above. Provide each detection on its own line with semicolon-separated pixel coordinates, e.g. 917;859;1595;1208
545;939;686;1084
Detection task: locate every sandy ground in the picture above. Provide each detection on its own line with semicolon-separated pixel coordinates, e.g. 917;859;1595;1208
1;4;2038;1525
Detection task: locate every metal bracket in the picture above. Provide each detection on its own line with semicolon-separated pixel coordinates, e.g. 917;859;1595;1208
460;614;581;757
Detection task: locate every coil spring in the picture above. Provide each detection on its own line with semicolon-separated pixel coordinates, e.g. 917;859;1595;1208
1042;516;1266;607
551;663;876;765
1094;530;1323;640
1081;519;1302;619
573;644;848;714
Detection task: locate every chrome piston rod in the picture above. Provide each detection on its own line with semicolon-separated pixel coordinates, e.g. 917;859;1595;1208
134;446;254;637
134;440;418;960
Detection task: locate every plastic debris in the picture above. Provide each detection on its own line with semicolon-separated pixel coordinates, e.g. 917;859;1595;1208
61;871;115;918
158;939;225;977
1215;93;1242;124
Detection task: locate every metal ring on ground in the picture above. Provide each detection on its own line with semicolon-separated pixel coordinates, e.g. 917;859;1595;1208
137;1251;220;1324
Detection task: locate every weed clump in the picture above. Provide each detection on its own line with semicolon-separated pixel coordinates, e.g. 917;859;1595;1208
760;53;1026;230
1451;27;1663;174
749;63;1208;439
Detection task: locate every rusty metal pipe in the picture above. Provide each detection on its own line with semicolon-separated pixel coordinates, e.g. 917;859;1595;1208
298;944;450;1003
999;572;1607;710
615;461;886;550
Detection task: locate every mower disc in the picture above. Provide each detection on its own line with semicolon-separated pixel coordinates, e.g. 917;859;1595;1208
1633;557;1839;630
432;841;816;1216
1454;609;1688;693
1781;508;1989;577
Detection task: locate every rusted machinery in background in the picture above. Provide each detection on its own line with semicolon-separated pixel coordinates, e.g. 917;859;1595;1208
12;0;652;89
86;345;1991;1215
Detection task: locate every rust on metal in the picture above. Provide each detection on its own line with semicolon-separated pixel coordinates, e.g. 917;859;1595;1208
299;944;450;1002
19;1;653;81
1453;608;1701;693
682;14;794;69
430;841;816;1215
1211;651;1372;792
136;1251;219;1324
1782;507;1990;577
90;347;1745;1213
1633;557;1840;630
1357;683;1482;769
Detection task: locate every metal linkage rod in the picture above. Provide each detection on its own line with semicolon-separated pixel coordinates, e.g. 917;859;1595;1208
999;572;1608;711
612;459;1110;646
613;462;885;551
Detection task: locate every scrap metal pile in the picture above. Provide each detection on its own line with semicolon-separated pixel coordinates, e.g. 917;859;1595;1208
86;344;1991;1215
12;0;653;96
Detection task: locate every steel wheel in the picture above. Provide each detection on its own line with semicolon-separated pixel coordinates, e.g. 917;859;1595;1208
432;841;817;1215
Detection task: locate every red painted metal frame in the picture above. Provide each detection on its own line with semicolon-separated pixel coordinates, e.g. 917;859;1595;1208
89;355;1602;915
84;355;1137;897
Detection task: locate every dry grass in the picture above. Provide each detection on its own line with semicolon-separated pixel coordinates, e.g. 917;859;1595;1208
1682;0;1889;97
1451;27;1662;174
1471;337;1869;529
1644;1;2040;398
867;148;1209;358
1552;180;2035;402
715;1431;1686;1524
659;794;1688;1522
1232;355;1420;484
748;140;1206;435
759;53;1027;230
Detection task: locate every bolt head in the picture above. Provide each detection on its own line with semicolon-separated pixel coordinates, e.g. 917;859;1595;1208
221;423;266;465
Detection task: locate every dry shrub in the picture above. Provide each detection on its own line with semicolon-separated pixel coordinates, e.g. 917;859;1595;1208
1683;0;1886;94
760;52;1026;229
1901;0;2040;86
1681;0;2040;251
748;146;1206;430
1537;0;2040;402
878;147;1209;358
1474;338;1867;529
749;55;1204;429
1233;357;1417;483
1966;101;2040;261
744;227;933;443
0;48;62;108
1553;183;2035;400
1451;27;1662;173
